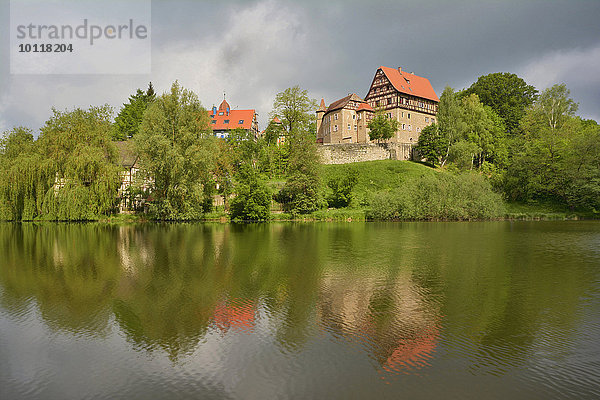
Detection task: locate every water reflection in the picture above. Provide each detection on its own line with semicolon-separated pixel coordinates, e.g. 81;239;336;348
1;222;599;398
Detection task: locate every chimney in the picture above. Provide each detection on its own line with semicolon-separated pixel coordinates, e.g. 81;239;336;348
398;67;402;73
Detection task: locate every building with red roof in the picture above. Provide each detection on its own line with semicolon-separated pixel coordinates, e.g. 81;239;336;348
316;93;374;144
209;98;259;139
364;66;439;146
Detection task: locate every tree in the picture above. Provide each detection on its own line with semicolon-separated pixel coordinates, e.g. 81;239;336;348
275;132;321;214
367;113;399;142
230;166;271;221
436;86;462;166
134;81;217;219
272;86;318;134
38;105;122;220
466;72;537;134
326;169;358;208
113;82;156;140
416;124;447;166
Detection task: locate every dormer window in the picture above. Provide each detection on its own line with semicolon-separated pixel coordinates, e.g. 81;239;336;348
218;112;224;116
224;119;230;124
238;120;244;124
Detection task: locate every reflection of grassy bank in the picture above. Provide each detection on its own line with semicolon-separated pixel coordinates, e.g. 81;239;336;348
504;201;599;220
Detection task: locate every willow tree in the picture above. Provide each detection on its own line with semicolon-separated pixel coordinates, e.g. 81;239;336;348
37;105;121;220
134;81;217;219
0;127;43;220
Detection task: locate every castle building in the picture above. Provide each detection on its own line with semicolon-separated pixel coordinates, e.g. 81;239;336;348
364;66;439;144
316;94;375;144
209;98;259;139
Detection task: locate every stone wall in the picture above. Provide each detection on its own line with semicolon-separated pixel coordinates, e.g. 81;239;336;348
318;143;416;165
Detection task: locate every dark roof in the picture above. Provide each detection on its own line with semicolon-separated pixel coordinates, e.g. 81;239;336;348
324;93;370;115
114;141;138;168
378;66;439;102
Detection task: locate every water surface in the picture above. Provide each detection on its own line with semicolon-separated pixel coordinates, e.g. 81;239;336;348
1;222;599;399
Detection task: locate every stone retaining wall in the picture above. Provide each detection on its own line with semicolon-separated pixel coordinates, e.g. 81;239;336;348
318;143;416;165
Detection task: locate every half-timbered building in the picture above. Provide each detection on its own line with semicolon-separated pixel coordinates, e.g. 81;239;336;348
364;66;439;145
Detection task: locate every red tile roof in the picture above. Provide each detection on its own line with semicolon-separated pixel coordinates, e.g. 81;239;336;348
357;102;374;112
379;66;439;102
209;108;256;130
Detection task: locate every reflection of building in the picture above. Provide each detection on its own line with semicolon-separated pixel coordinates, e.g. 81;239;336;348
364;66;439;144
209;98;259;139
317;271;440;374
316;94;374;144
213;299;255;332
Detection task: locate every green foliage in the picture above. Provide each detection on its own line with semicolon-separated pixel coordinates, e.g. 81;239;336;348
326;170;358;208
113;83;156;140
367;113;399;142
275;132;321;214
134;81;217;220
466;72;537;134
272;86;318;134
368;172;505;220
230;168;271;221
416;124;446;166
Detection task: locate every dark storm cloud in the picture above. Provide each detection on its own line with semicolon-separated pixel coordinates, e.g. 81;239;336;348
1;0;599;132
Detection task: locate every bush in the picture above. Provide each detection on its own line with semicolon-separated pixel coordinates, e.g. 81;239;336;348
367;172;505;220
230;180;271;221
326;170;358;208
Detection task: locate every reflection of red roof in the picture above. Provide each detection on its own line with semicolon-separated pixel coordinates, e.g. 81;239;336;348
213;300;255;332
383;327;439;373
209;109;256;130
379;66;439;102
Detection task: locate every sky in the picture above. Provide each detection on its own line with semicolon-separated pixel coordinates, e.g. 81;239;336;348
1;0;600;134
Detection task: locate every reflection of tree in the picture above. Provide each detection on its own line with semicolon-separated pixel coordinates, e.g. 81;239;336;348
0;224;121;335
0;221;594;373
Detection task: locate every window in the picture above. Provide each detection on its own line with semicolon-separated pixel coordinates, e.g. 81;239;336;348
224;120;230;124
408;113;411;119
238;120;244;124
211;120;216;124
334;113;338;120
431;118;435;123
417;127;421;132
401;112;404;118
408;125;412;131
425;117;429;122
218;112;224;116
402;124;406;130
334;125;338;132
348;124;351;130
354;125;357;131
352;114;356;120
388;98;392;105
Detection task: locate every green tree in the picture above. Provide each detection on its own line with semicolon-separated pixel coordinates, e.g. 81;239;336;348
230;166;271;221
367;113;399;142
113;82;156;140
416;124;447;166
134;81;217;219
466;72;538;134
272;86;318;134
326;169;358;208
275;132;321;214
436;87;462;166
38;105;122;220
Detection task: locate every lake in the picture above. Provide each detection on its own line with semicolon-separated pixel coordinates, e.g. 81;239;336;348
1;222;599;399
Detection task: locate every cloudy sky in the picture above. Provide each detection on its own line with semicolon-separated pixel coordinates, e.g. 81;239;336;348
1;0;599;134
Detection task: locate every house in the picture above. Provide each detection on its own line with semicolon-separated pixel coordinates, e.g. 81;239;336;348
316;94;375;144
209;98;259;139
364;66;439;144
115;141;150;212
